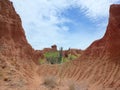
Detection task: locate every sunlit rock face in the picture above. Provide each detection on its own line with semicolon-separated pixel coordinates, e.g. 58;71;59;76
0;0;41;64
79;4;120;62
106;4;120;61
0;0;44;89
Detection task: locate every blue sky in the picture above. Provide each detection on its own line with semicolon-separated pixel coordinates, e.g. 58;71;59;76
10;0;120;50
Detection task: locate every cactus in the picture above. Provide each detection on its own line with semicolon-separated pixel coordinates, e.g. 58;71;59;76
58;47;63;64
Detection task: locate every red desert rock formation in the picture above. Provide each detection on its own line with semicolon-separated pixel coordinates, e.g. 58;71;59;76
38;4;120;90
0;0;41;64
66;4;120;89
80;4;120;62
51;44;57;51
63;48;82;58
43;45;57;53
0;0;41;89
0;0;120;90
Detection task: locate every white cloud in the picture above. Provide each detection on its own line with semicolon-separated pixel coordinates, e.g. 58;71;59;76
75;0;120;19
10;0;120;50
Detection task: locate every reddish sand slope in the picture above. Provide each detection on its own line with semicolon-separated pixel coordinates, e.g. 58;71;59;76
0;0;120;90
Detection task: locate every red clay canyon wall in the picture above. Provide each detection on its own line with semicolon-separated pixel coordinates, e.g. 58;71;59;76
80;4;120;62
68;4;120;89
0;1;40;89
0;0;40;64
0;0;120;89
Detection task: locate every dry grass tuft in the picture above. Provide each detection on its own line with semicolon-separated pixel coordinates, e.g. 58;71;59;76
43;76;57;89
69;83;76;90
69;82;81;90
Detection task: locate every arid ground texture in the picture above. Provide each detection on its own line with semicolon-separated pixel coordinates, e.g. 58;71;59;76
0;0;120;90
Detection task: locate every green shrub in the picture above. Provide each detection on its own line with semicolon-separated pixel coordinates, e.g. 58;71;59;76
62;58;69;63
39;59;46;64
68;54;77;60
43;48;77;64
44;51;59;64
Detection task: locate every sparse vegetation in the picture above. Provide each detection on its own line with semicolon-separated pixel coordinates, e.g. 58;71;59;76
39;59;46;64
62;54;77;63
42;49;78;64
41;75;80;90
44;51;59;64
62;57;69;63
39;47;79;65
69;82;80;90
69;83;76;90
43;47;63;64
58;47;63;64
42;76;57;89
68;54;77;60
